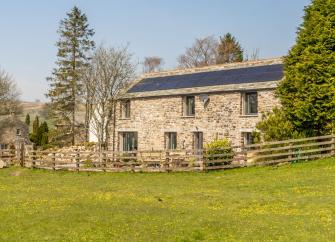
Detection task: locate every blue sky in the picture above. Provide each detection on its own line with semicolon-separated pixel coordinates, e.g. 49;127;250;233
0;0;311;101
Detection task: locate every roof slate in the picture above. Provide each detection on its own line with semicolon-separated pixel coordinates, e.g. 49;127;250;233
128;63;284;93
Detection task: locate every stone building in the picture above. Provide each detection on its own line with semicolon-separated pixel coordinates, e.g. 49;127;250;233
111;58;283;152
0;114;31;150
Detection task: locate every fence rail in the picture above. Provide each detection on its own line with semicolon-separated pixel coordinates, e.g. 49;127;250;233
0;149;16;166
1;134;334;172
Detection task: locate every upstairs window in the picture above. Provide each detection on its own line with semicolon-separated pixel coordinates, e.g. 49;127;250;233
244;92;258;115
184;96;195;116
165;132;177;150
16;129;21;136
121;100;131;119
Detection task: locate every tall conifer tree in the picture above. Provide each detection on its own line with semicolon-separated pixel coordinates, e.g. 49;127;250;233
25;113;30;126
47;6;95;145
216;33;243;64
277;0;335;135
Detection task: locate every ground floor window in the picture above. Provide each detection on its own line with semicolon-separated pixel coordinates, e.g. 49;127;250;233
120;132;138;151
193;132;203;150
165;132;177;150
243;132;254;145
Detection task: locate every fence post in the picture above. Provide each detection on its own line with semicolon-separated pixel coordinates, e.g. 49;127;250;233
165;151;170;171
76;151;80;172
103;152;107;172
288;142;293;162
199;149;204;171
19;143;25;167
52;152;56;171
331;134;335;156
32;150;36;169
241;144;247;166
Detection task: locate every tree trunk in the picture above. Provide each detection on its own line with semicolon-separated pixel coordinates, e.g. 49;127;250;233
84;97;91;142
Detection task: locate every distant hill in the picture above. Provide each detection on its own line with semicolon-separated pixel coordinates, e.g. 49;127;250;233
18;101;85;128
20;101;49;120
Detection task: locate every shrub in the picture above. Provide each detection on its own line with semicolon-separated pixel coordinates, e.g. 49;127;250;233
204;139;234;166
256;108;305;142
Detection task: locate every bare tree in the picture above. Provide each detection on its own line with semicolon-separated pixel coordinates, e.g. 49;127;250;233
245;48;260;61
177;36;218;68
0;68;21;115
143;56;163;73
81;46;136;150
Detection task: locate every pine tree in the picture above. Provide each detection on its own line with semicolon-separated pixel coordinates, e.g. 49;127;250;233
25;113;30;126
216;33;243;64
32;116;39;135
30;116;40;143
40;133;49;146
36;121;49;146
47;6;95;145
277;0;335;135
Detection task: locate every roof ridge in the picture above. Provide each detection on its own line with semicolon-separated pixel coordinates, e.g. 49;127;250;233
141;57;283;79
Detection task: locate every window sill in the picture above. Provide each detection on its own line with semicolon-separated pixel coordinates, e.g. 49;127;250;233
181;115;195;118
240;114;259;118
119;118;131;120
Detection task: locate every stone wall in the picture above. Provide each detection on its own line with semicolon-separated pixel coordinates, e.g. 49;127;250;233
110;89;280;151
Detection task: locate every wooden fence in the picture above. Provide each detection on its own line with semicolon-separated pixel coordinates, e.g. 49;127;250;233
23;148;242;172
244;134;335;166
1;134;335;172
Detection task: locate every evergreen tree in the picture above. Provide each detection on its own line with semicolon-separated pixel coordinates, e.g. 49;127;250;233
30;116;40;144
216;33;243;64
32;116;39;135
277;0;335;135
47;6;95;145
36;121;49;146
256;108;304;142
25;113;30;126
40;133;49;146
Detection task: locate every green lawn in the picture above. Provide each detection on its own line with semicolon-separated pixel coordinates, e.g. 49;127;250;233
1;158;335;241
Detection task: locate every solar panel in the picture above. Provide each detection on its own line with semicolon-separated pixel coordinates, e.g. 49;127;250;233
128;64;283;93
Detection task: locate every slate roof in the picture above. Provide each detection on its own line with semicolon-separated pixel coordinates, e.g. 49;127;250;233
128;63;283;93
122;58;284;99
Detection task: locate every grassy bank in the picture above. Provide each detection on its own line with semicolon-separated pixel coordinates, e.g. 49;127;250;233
1;158;335;241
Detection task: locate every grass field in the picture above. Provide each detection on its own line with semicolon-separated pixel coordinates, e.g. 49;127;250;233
1;158;335;241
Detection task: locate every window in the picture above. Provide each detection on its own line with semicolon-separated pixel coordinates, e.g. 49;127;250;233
184;96;195;116
165;132;177;150
244;92;258;115
243;132;254;145
120;132;138;151
16;129;21;136
193;132;203;150
121;100;131;119
0;144;8;150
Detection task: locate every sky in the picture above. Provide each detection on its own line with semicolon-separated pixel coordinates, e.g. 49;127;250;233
0;0;311;102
